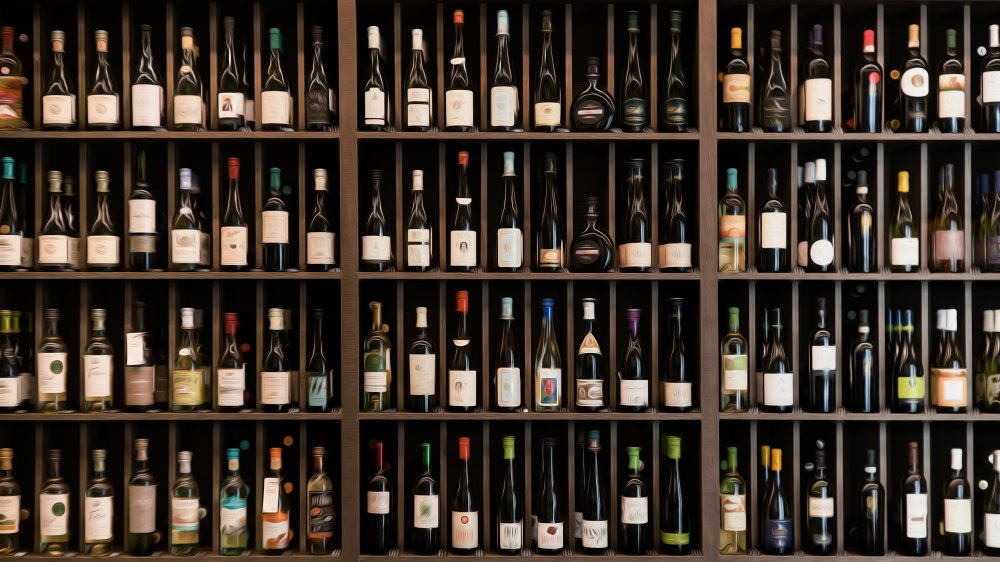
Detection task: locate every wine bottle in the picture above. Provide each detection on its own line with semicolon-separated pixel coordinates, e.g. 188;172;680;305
619;446;648;554
803;25;832;132
892;309;925;413
216;312;245;412
362;169;392;272
619;159;651;271
718;168;746;272
535;437;563;554
533;11;561;131
720;307;749;413
488;436;520;554
37;171;69;272
846;309;876;413
931;309;968;413
132;25;163;130
978;310;997;412
406;170;432;271
365;440;392;555
305;309;332;412
450;152;477;271
489;10;518;131
42;31;77;130
363;301;392;412
575;298;605;412
662;11;688;131
363;26;390;131
757;168;788;272
985;449;1000;555
662;298;691;412
798;164;811;268
857;449;885;555
762;308;792;413
900;24;929;133
307;447;335;554
87;30;120;130
900;441;928;555
987;171;1000;271
170;168;200;272
306;26;334;131
721;28;750;132
534;298;561;412
84;449;114;556
759;30;791;133
448;290;476;412
758;445;772;529
83;308;114;411
39;449;70;554
128;439;157;556
618;309;648;412
0;452;17;554
660;159;691;271
985;25;1000;133
938;29;966;133
171;308;205;411
408;306;436;413
129;151;158;271
620;11;647;131
451;437;478;553
581;431;607;553
494;297;520;412
412;443;439;555
445;11;474;131
570;197;613;272
806;298;834;413
0;313;20;413
405;29;432;131
173;28;204;131
848;171;876;272
805;440;834;554
11;311;29;409
570;57;615;131
220;157;248;271
496;151;523;271
37;308;68;412
0;158;21;273
808;159;834;272
976;173;989;270
660;435;689;554
260;28;292;130
261;448;291;554
170;451;200;555
941;448;971;555
307;168;336;271
217;18;245;131
761;448;791;554
931;163;965;272
855;30;883;132
262;167;289;272
890;171;919;272
536;153;563;271
62;176;79;270
719;446;747;554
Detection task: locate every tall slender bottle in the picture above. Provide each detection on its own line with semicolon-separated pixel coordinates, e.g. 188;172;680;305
37;309;68;412
365;441;392;554
848;171;876;272
306;447;335;554
407;306;436;413
490;11;518;130
405;29;432;131
720;307;749;413
260;28;291;130
533;11;561;131
170;451;200;555
363;26;390;130
900;441;927;555
535;438;563;554
215;312;245;413
891;171;919;272
448;291;476;412
406;170;432;271
306;26;334;130
260;308;291;412
759;31;790;132
220;157;248;271
892;309;925;413
938;29;966;133
306;309;333;412
660;435;689;554
496;151;523;271
37;171;68;271
855;30;883;132
262;167;289;272
620;11;647;131
129;150;158;271
761;448;791;554
219;448;249;555
618;309;648;412
805;441;834;554
619;446;648;554
722;28;750;132
762;308;792;413
534;298;561;412
757;168;788;272
581;431;607;554
261;448;291;554
63;176;79;271
450;152;477;271
0;312;18;412
857;450;885;555
806;298;834;413
84;449;114;556
132;24;163;129
849;309;877;413
984;25;1000;132
361;169;391;271
932;164;965;272
808;159;834;272
0;449;20;555
575;298;604;412
39;449;70;554
87;30;120;130
217;18;245;131
619;159;651;271
173;28;204;131
719;446;747;554
718;169;746;272
363;301;392;412
900;24;929;133
942;448;971;556
536;153;562;271
0;158;20;272
931;309;968;413
89;171;118;270
660;159;691;271
662;298;691;412
445;11;473;131
42;31;77;130
170;168;200;271
661;11;688;131
451;437;478;554
497;436;522;554
305;169;336;271
83;308;114;411
494;297;520;412
411;443;439;555
803;25;832;132
172;307;206;411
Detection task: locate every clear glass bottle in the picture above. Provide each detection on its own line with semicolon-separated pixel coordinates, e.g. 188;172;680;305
219;448;250;555
170;451;201;555
84;449;115;556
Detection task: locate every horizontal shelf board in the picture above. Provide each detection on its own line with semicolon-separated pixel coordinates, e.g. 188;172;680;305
356;130;701;142
11;552;342;561
737;553;977;562
0;271;342;280
0;409;343;421
717;129;1000;143
357;270;703;281
359;549;703;561
0;131;340;141
719;270;993;282
719;406;991;422
358;409;702;421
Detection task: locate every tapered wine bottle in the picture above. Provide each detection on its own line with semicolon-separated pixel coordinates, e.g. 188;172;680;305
757;168;788;272
496;151;523;271
87;30;120;130
660;435;689;554
217;18;245;131
37;308;68;412
892;309;925;413
406;170;433;271
125;302;156;411
365;441;392;555
890;171;919;272
535;438;563;554
720;307;749;413
721;28;750;132
806;298;834;413
450;152;477;271
575;298;605;412
84;449;114;556
855;30;882;132
534;298;561;412
451;437;479;554
848;309;877;413
807;159;834;272
581;431;607;554
412;443;439;555
261;449;291;555
448;291;476;412
761;448;791;554
129;150;158;271
533;11;560;131
803;25;832;132
363;301;392;412
619;159;651;271
173;28;204;131
618;309;648;412
942;448;971;556
361;169;392;271
128;439;157;556
216;312;245;412
306;168;336;271
762;308;792;413
899;24;929;133
87;170;119;271
39;449;70;554
661;11;688;131
899;441;927;555
662;298;691;412
718;168;746;272
407;306;436;413
719;446;747;554
260;308;291;412
306;26;335;130
805;440;834;554
620;447;648;555
984;25;1000;133
220;158;248;271
938;29;965;133
536;153;562;271
132;25;163;130
848;171;876;272
363;26;390;131
620;11;647;131
0;158;20;272
660;159;691;271
495;436;522;555
260;28;291;131
931;309;968;413
42;31;77;130
489;10;518;131
494;297;520;412
405;29;432;131
857;449;885;555
445;11;474;131
83;308;114;411
759;30;790;132
305;309;333;412
261;167;289;272
170;451;200;555
306;447;335;554
931;163;965;272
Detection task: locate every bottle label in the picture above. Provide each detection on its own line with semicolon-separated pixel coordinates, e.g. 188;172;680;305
722;74;751;104
308;374;328;408
129;199;156;234
535;102;561;126
985;72;1000;104
262;518;290;548
901;68;930;98
87;94;119;126
619;242;651;268
722;354;748;391
622;98;648;128
445;89;474;127
661;531;690;546
578;332;601;355
220;497;247;538
87;235;119;265
539;248;562;267
619;379;648;407
906;493;928;538
217;367;246;407
763;372;793;406
721;493;746;531
621;496;648;524
576;379;604;407
125;366;155;406
220;226;248;266
260;91;291;126
217;92;245;120
499;521;522;550
897;376;925;400
307;232;336;265
934;230;964;261
0;379;17;407
413;493;439;529
760;212;787;249
0;495;19;533
808;496;834;518
407;229;431;267
171;229;201;264
944;498;972;533
262;477;280;513
406;88;431;127
171;497;200;538
448;369;477;407
132;84;163;127
37;234;69;264
811;345;837;372
659;242;692;269
85;496;114;541
261;211;289;244
40;493;69;536
809;239;834;267
497;228;523;268
930;367;967;407
938;74;966;119
261;371;291;405
129;484;157;534
663;96;689;128
490;86;517;127
364;89;386;124
408;353;436;396
891;237;920;266
308;491;336;538
37;352;68;394
173;94;203;125
84;354;113;397
581;519;608;549
42;94;76;125
452;510;479;549
762;518;792;550
662;381;692;408
719;215;746;241
536;521;563;550
987;513;1000;547
362;235;392;261
172;369;204;406
450;230;477;267
363;370;388;393
574;100;607;125
536;367;560;408
367;491;390;514
497;367;521;407
804;78;832;122
0;234;21;267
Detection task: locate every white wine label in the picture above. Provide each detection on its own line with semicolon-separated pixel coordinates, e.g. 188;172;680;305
499;521;522;550
445;89;474;127
901;68;930;98
307;232;336;265
407;229;431;267
906;493;928;538
171;497;200;533
760;212;787;249
619;379;648;407
367;491;390;514
85;496;114;541
40;493;70;536
126;332;146;366
763;372;793;406
722;74;751;104
37;234;68;264
129;485;157;534
490;86;517;127
84;354;113;397
364;89;386;125
891;237;920;266
620;496;648;524
262;477;280;513
37;352;68;394
0;379;18;407
260;371;290;405
0;234;22;266
449;370;477;407
660;242;692;269
497;228;523;268
535;102;561;127
220;226;248;266
219;502;246;531
262;519;289;547
129;199;156;233
536;367;560;408
87;94;119;125
576;379;603;407
497;367;521;408
938;75;966;119
662;381;692;408
536;521;563;550
362;235;392;261
944;498;972;533
450;230;477;267
260;91;291;126
808;497;834;518
171;229;200;264
809;239;834;267
987;513;1000;547
173;95;203;125
619;242;651;268
408;354;436;396
722;354;748;391
261;211;289;244
42;94;76;125
804;78;832;122
413;494;439;529
452;511;479;549
87;235;119;265
721;493;746;531
581;519;608;549
217;367;246;407
132;84;163;127
363;371;388;393
407;88;431;127
985;71;1000;104
217;92;245;119
811;345;837;372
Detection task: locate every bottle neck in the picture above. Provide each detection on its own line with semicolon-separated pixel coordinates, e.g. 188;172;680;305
314;455;325;475
44;317;59;338
48;457;61;478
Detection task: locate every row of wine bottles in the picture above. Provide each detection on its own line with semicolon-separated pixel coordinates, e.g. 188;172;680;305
0;153;337;272
722;23;1000;133
0;304;336;414
362;9;689;133
363;152;692;273
0;19;336;131
363;432;691;556
0;443;337;556
362;293;692;413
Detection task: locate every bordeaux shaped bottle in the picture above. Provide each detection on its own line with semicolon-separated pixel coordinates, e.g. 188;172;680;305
984;449;1000;555
984;25;1000;133
899;24;929;133
490;10;518;131
803;25;832;132
722;28;750;132
84;449;114;556
129;150;158;271
408;306;436;413
533;11;560;131
849;309;877;413
128;439;157;556
899;441;927;556
39;449;70;554
808;159;834;272
855;30;883;133
806;298;834;413
220;157;248;271
662;11;688;131
620;11;647;131
262;167;289;272
450;437;478;554
757;167;788;272
216;312;245;412
448;291;476;412
942;447;971;556
365;441;392;555
570;197;613;272
412;443;439;555
759;30;791;132
0;449;18;554
938;29;965;133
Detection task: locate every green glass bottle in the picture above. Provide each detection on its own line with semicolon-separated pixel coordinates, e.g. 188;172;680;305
363;301;392;412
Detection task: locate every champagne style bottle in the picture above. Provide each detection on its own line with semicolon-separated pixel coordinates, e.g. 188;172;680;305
536;153;563;271
450;437;478;554
985;25;1000;133
132;24;163;130
620;12;647;131
489;10;518;131
661;11;688;131
931;163;965;272
803;25;832;132
570;197;613;272
307;447;336;554
619;159;651;271
361;169;392;271
581;431;607;553
757;168;788;272
365;441;392;555
855;30;883;132
87;30;120;130
412;443;439;555
42;30;77;130
363;301;392;412
759;31;791;132
173;28;204;131
806;298;834;413
942;448;971;556
719;446;747;554
899;441;928;555
805;441;834;554
848;171;876;272
535;438;563;554
570;57;615;131
496;151;523;271
575;298;605;412
620;447;648;555
617;309;648;412
857;449;885;555
900;24;930;133
363;26;390;131
445;11;474;131
761;448;791;554
305;309;333;412
261;448;291;554
533;11;561;131
306;26;334;130
762;308;792;413
448;291;476;412
660;435;689;554
217;18;245;131
129;151;158;271
220;157;248;271
405;29;432;131
720;307;749;413
938;29;966;133
534;298;561;412
722;28;751;132
494;297;521;412
128;439;157;556
306;168;336;271
497;436;522;554
718;168;746;272
407;306;436;413
216;312;245;412
406;170;432;271
450;152;477;271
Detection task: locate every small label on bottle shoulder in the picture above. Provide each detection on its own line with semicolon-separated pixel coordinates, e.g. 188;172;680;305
42;94;76;125
132;84;163;127
450;230;477;267
620;496;648;525
217;92;245;120
307;232;336;265
445;90;474;127
497;367;521;407
84;496;114;541
173;95;203;125
261;371;291;405
497;228;523;268
413;494;439;529
261;91;291;126
37;352;68;394
722;74;751;104
262;211;289;244
217;367;246;407
87;94;119;126
618;242;651;268
408;354;436;396
659;242;692;269
763;372;793;406
906;493;928;538
0;234;22;266
84;354;113;398
87;235;120;265
491;86;517;127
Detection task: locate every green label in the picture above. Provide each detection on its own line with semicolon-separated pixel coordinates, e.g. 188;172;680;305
172;370;204;406
897;376;925;400
363;351;386;372
661;531;690;545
